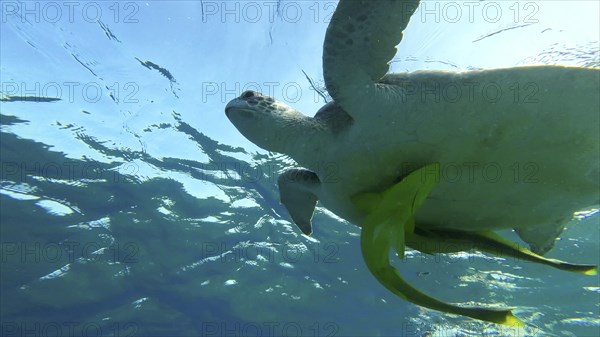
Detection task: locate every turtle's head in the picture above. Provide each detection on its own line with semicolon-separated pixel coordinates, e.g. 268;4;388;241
225;90;312;154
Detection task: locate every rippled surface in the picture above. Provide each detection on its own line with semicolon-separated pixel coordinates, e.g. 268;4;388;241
1;1;599;336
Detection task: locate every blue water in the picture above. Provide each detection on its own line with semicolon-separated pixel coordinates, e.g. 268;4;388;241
1;1;599;336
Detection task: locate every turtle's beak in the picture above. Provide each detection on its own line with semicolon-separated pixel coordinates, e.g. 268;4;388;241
225;99;255;121
226;90;262;118
224;100;237;118
225;99;244;119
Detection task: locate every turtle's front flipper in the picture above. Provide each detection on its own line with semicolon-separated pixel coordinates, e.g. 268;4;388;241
414;229;598;275
324;0;421;121
353;164;525;326
278;169;321;235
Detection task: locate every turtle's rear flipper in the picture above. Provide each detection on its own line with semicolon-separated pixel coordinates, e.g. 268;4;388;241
515;223;565;255
414;228;598;275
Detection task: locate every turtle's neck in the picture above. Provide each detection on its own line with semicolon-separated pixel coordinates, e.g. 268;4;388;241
269;113;330;165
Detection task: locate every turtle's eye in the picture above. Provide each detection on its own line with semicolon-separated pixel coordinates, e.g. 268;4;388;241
241;90;255;99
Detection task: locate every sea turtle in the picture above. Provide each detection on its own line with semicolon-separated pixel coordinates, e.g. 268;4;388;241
225;0;599;325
